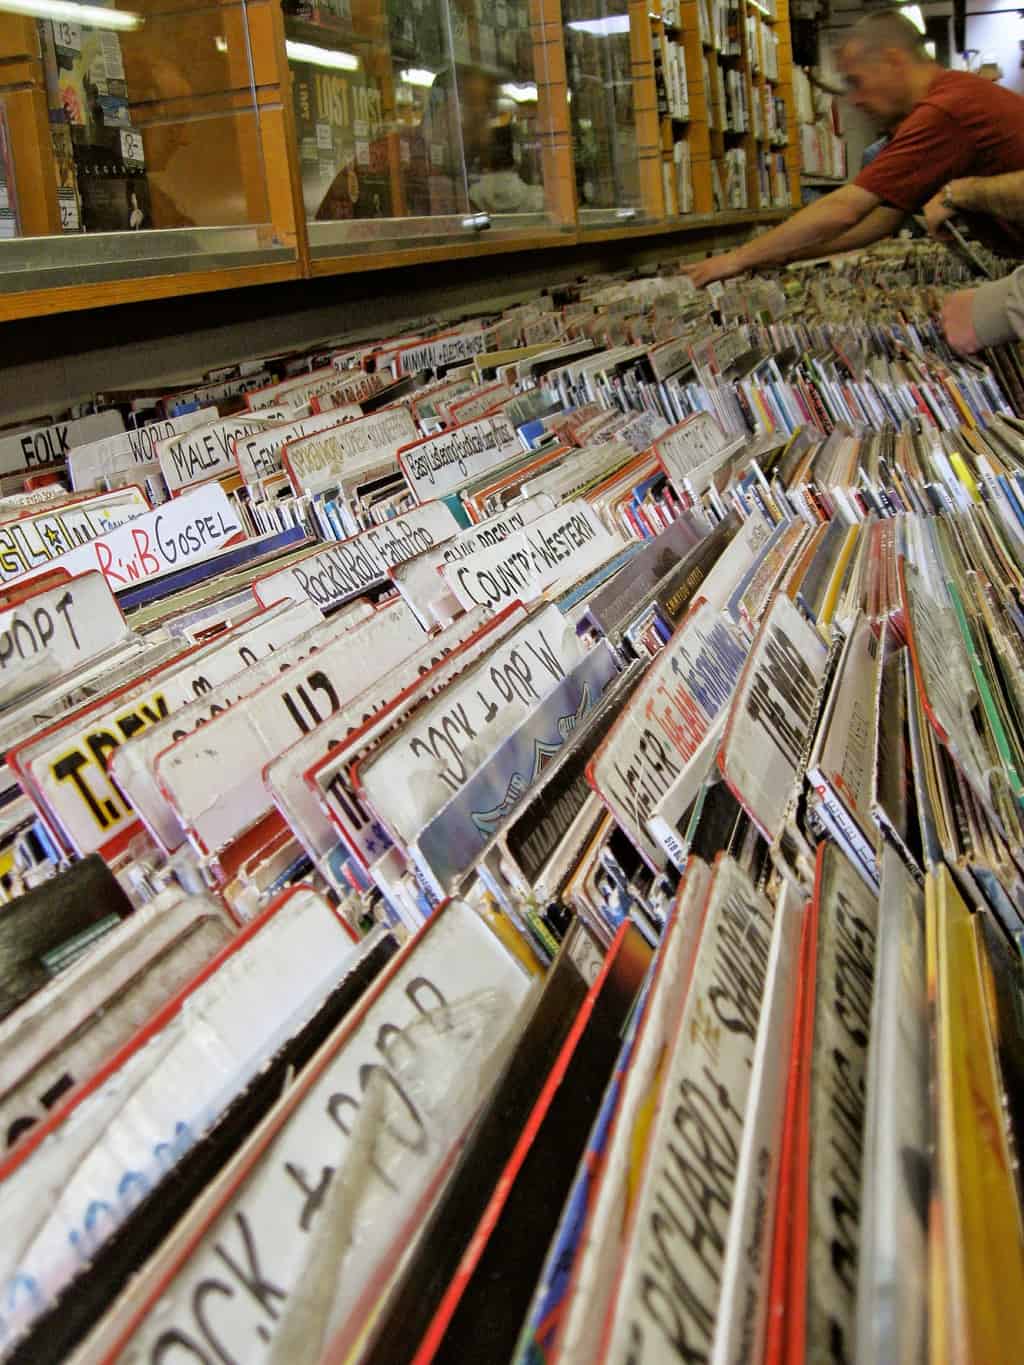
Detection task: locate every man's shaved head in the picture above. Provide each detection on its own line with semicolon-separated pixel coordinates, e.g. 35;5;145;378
840;10;929;63
837;9;937;123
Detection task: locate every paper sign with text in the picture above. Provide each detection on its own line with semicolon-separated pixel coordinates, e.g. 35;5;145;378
253;501;461;613
398;415;521;501
0;410;125;477
284;407;419;496
0;488;150;585
234;408;361;484
69;410;208;491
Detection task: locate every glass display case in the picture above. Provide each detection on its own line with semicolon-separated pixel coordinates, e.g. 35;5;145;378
562;0;643;224
285;0;573;257
0;1;298;292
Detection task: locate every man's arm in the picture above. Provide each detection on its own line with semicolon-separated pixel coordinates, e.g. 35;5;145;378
682;184;882;286
789;204;907;260
924;170;1024;237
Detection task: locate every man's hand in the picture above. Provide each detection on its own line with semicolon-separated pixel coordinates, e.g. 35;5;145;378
923;180;972;239
942;288;982;354
681;249;747;289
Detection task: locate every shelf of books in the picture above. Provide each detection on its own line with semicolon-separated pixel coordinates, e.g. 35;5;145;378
0;232;1023;1360
793;61;847;190
0;0;804;320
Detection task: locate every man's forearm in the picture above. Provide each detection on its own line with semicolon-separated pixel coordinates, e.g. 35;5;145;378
731;187;870;270
789;205;907;260
950;172;1024;221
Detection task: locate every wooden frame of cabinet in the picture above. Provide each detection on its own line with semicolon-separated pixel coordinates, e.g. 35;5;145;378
0;0;802;323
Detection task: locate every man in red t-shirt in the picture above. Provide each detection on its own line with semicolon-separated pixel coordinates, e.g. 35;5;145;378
683;10;1024;287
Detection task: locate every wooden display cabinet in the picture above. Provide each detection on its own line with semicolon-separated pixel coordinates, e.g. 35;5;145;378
0;0;802;321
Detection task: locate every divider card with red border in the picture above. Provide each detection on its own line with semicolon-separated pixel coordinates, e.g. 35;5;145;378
717;590;829;843
0;885;371;1357
233;407;361;484
69;409;208;491
156;414;283;496
63;899;536;1365
586;597;749;870
352;604;584;855
9;600;323;860
595;856;776;1365
305;602;530;873
8;484;246;596
0;486;149;585
855;845;929;1365
282;407;419;497
264;605;494;885
152;598;426;860
0;571;131;710
340;918;611;1365
709;878;807;1365
397;415;522;504
252;500;461;614
0;892;233;1153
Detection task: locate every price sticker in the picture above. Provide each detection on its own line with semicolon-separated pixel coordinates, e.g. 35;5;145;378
316;123;333;151
53;20;81;50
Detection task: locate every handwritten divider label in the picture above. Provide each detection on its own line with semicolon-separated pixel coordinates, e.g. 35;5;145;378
77;900;533;1365
157;415;277;495
412;642;620;895
108;600;327;854
9;484;246;594
0;572;130;708
718;591;829;842
284;407;419;496
0;887;371;1353
265;607;492;878
155;600;426;856
441;499;623;611
0;488;150;585
16;602;323;859
805;846;878;1363
355;603;584;851
0;410;125;477
587;599;750;869
398;415;521;501
310;605;530;870
68;410;209;491
441;496;554;563
253;501;461;614
709;879;806;1365
165;370;271;411
392;327;490;377
601;856;776;1365
234;408;361;484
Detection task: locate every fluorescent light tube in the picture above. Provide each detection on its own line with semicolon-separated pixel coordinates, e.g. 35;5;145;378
400;67;438;87
0;0;142;29
567;15;631;37
286;40;359;71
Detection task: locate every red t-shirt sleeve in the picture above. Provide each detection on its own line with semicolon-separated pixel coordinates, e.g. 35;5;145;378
854;104;975;211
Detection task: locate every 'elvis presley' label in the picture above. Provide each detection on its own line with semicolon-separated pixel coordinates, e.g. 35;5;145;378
588;599;749;869
80;901;533;1365
602;856;775;1364
398;415;520;501
718;591;828;842
806;845;877;1365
